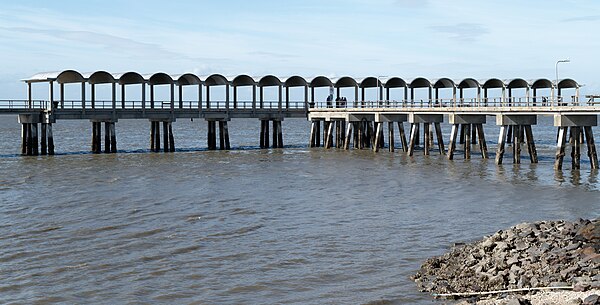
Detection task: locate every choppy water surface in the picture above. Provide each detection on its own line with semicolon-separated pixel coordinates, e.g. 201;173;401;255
0;115;598;304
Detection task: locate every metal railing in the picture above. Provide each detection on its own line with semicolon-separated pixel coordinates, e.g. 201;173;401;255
0;100;49;109
0;100;308;111
1;97;591;112
309;96;588;109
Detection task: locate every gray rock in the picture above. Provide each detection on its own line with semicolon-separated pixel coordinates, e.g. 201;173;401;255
413;219;600;298
567;298;583;305
583;294;600;305
505;297;532;305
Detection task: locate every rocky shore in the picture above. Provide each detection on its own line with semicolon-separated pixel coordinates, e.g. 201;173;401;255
413;219;599;304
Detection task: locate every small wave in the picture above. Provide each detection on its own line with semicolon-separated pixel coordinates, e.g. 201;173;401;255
361;299;396;305
171;245;202;255
226;284;269;294
124;228;164;239
207;224;263;239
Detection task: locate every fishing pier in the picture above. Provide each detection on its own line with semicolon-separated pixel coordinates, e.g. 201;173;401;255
2;70;599;170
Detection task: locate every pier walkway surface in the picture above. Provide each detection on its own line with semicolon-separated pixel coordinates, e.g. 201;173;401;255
1;70;599;170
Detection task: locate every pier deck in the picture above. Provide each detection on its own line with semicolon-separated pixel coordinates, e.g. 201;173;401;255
2;70;599;170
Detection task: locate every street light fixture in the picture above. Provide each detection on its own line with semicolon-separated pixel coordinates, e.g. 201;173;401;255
555;59;570;105
555;59;570;88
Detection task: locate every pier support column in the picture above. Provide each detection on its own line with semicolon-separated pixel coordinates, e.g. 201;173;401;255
325;121;334;149
105;122;111;154
408;113;443;156
17;115;52;156
272;120;278;149
554;114;598;169
398;122;408;152
21;123;27;155
423;123;430;155
163;121;169;152
584;126;599;169
496;115;538;165
278;121;283;148
524;125;536;163
260;119;272;149
110;122;117;153
476;124;489;159
373;122;382;152
155;121;161;152
408;123;419;156
221;121;230;150
31;123;38;155
150;121;156;151
570;126;581;169
371;113;408;153
555;127;568;170
496;125;507;165
40;123;47;155
207;121;216;150
309;120;316;148
354;122;360;149
434;122;445;155
512;125;521;164
448;124;459;160
264;120;270;148
315;120;321;147
47;123;54;155
388;122;394;152
92;122;101;154
343;121;353;150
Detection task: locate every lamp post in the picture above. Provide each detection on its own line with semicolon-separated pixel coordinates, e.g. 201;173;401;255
555;59;570;103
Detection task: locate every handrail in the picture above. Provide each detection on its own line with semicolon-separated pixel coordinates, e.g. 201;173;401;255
0;96;594;111
0;99;309;111
308;95;589;109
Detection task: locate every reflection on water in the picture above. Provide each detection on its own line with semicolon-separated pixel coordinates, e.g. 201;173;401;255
0;116;599;304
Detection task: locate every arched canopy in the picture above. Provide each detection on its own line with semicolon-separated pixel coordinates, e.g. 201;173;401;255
506;78;529;89
433;78;455;89
174;73;201;86
56;70;85;84
359;77;382;88
530;78;552;89
204;74;229;86
334;76;358;88
115;72;145;85
558;78;579;89
385;77;407;88
283;76;308;87
86;71;115;84
309;76;333;88
232;74;255;87
258;75;281;87
482;78;505;89
147;72;173;85
409;77;431;88
458;78;480;89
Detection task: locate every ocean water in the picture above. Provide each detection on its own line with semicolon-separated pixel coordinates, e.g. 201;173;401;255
0;115;598;304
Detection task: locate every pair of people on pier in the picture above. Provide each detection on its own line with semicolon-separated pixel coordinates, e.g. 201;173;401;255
326;95;347;108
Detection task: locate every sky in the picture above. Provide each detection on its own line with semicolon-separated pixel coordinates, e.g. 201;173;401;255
1;0;600;99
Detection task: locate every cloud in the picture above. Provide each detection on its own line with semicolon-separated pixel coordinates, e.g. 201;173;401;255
1;26;185;59
394;0;428;8
429;23;489;42
561;15;600;22
247;51;298;60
